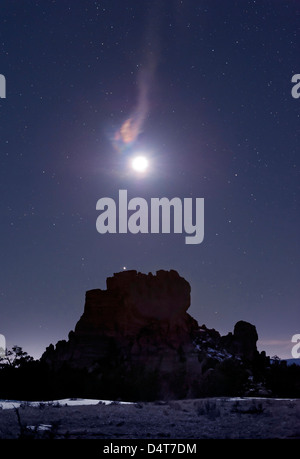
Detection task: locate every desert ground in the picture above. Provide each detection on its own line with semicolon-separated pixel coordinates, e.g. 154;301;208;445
0;397;300;439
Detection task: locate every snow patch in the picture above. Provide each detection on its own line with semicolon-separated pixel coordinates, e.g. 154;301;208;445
0;398;133;410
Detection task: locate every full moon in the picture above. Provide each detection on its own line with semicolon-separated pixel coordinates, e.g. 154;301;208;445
131;155;149;173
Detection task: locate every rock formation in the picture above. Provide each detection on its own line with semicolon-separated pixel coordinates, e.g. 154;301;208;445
220;320;259;361
42;270;260;400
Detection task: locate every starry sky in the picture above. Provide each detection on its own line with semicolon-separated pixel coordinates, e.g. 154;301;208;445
1;0;299;360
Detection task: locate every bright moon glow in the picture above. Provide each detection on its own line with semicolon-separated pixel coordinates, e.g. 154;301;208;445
131;156;149;173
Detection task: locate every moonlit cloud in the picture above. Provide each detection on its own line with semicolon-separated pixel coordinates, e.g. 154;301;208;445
113;3;161;153
114;58;157;151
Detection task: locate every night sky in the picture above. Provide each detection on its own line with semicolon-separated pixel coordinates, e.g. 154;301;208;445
1;0;299;360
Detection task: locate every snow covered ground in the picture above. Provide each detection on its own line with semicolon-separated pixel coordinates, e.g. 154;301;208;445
0;396;297;410
0;398;133;410
0;397;299;439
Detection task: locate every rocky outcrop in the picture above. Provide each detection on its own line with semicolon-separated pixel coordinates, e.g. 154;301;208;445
41;270;260;400
75;269;193;336
220;321;259;361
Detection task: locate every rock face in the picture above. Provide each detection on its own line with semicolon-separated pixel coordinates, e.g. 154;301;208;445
220;321;259;361
42;270;259;400
76;269;193;336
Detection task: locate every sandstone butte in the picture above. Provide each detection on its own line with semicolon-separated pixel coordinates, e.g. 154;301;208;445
42;270;260;399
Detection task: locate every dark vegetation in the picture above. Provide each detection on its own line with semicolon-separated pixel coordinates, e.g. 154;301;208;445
0;346;299;402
